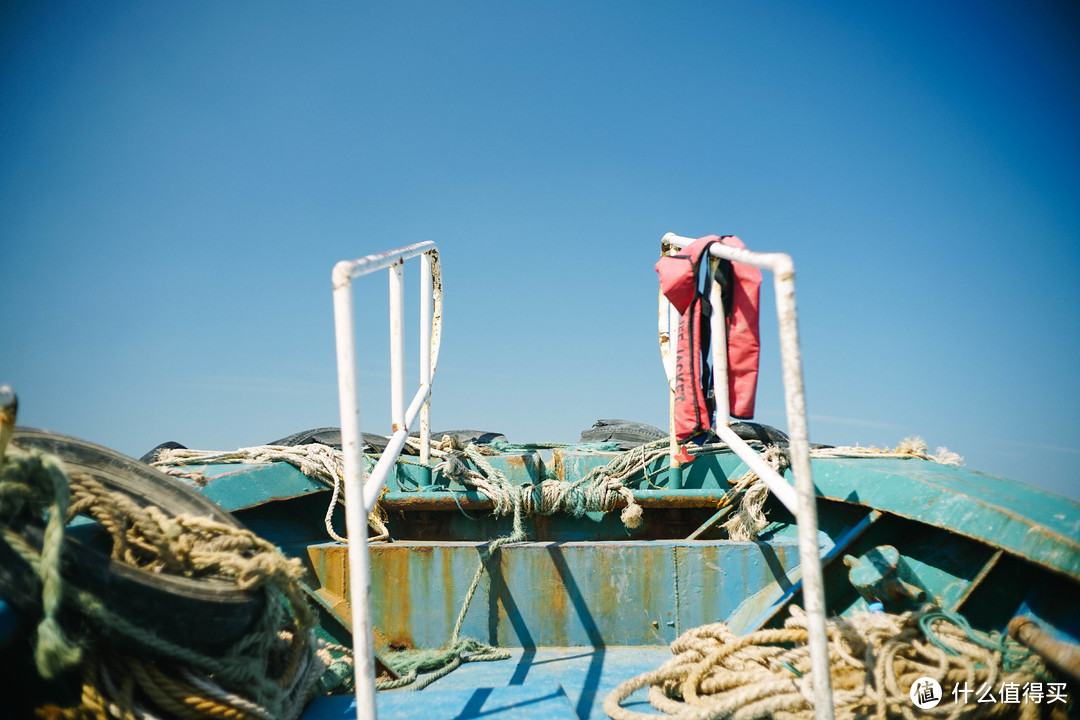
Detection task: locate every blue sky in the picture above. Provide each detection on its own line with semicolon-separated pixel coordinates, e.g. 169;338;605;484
2;2;1079;501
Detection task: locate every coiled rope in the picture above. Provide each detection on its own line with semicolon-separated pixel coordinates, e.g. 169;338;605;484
1;443;327;720
604;605;1058;720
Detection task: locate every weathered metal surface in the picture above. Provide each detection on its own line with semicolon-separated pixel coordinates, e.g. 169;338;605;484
307;539;801;650
179;451;542;512
380;488;758;510
180;462;326;511
724;508;881;634
1012;581;1080;648
186;450;1080;585
810;457;1080;578
188;447;1080;656
948;548;1002;612
301;647;672;720
1009;617;1080;684
844;545;927;608
411;647;672;720
957;552;1080;645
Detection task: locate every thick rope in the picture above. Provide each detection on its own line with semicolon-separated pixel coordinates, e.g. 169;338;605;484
152;444;389;542
0;443;325;720
718;445;789;542
810;436;963;466
604;605;1057;720
434;441;654;531
694;436;962;541
0;446;83;677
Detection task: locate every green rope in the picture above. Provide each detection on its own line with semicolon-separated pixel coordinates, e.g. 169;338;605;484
1;443;323;718
0;446;83;677
446;487;487;521
919;607;1051;679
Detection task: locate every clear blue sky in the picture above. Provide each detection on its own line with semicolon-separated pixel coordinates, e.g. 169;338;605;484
3;2;1079;501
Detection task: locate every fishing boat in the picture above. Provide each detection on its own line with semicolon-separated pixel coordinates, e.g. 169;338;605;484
1;234;1077;720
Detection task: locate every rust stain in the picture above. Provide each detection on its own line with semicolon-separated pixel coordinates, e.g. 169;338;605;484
441;547;457;633
502;454;527;474
547;554;569;647
315;587;352;626
309;545;349;597
552;449;566;482
382;494;491;510
637;548;656;624
373;546;415;650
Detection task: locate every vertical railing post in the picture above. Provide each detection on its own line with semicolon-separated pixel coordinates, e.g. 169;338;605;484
332;262;378;720
773;256;834;720
389;260;406;436
332;241;442;720
659;233;834;720
419;253;433;486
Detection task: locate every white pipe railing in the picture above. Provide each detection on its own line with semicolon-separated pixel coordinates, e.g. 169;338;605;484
659;232;835;720
332;241;442;720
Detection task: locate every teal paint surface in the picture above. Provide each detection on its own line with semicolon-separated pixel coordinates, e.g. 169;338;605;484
809;457;1080;577
184;462;325;511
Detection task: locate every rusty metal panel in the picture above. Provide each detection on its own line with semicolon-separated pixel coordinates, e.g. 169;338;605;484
484;542;679;648
674;541;801;635
308;540;802;650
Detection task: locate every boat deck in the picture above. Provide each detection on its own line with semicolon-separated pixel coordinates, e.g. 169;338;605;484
301;646;671;720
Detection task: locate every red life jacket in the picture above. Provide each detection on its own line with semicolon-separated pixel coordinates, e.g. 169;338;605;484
656;235;762;442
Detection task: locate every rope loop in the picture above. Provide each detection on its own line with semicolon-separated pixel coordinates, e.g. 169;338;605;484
604;605;1057;720
1;440;325;719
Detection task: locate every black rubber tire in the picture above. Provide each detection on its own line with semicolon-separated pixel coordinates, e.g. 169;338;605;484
2;428;264;652
268;427;390;453
728;421;789;446
138;440;186;464
579;419;791;449
269;427;508;453
580;419;668;449
410;429;507;446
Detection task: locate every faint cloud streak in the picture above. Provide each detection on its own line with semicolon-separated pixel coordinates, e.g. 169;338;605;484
808;414;903;429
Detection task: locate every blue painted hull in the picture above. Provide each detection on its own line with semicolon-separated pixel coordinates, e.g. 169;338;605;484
166;442;1080;719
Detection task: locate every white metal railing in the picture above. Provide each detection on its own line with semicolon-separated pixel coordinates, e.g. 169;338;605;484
658;232;835;720
332;241;442;720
